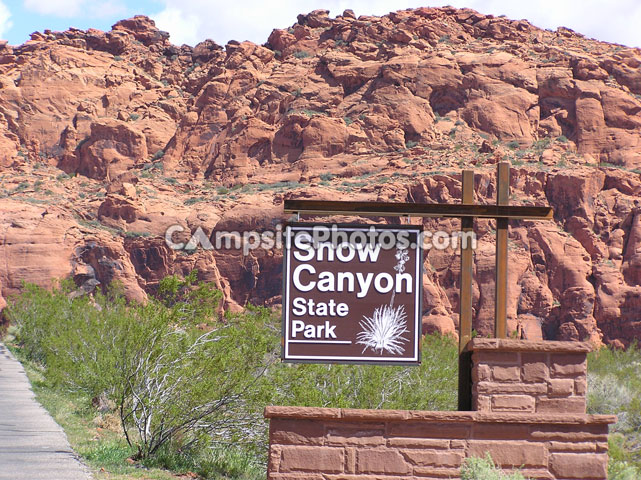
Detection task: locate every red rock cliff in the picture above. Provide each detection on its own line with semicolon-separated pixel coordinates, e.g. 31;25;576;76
0;8;640;345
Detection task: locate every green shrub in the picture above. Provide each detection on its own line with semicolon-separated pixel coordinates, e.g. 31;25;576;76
341;180;367;188
588;346;641;418
185;62;200;75
256;181;303;191
293;50;311;59
556;135;569;143
532;138;551;152
123;231;150;238
266;334;457;411
301;109;325;117
588;345;641;473
609;458;640;480
156;270;222;326
13;181;29;192
461;454;527;479
506;140;520;150
142;161;163;172
184;196;205;206
607;434;641;479
405;140;418;149
7;281;278;460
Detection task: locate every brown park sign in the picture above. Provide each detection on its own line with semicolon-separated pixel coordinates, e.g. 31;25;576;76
282;223;423;365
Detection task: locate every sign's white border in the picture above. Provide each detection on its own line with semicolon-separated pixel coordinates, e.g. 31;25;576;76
283;224;423;364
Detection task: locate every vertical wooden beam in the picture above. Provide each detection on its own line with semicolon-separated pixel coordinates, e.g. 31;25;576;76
458;170;474;411
495;162;509;338
459;170;474;353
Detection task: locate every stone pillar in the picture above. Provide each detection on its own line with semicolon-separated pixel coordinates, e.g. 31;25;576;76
469;338;590;414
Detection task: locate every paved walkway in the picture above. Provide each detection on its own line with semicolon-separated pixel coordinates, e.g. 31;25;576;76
0;343;92;479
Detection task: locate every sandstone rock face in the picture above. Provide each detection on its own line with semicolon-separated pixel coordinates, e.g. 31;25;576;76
1;9;641;345
62;119;148;180
0;200;146;304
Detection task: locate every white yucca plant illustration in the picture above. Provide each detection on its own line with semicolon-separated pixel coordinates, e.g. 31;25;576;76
357;246;411;355
357;303;409;355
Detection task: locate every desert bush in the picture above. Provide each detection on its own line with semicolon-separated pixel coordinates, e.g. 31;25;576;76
609;458;640;480
588;345;641;474
588;345;641;431
461;453;527;479
319;173;335;181
266;333;457;411
117;307;278;458
587;373;633;431
532;137;551;152
156;270;223;327
7;281;279;459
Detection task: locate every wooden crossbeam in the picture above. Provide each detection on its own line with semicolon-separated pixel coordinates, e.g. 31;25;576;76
283;200;553;220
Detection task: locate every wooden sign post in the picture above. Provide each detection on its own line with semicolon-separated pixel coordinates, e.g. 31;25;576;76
284;162;553;410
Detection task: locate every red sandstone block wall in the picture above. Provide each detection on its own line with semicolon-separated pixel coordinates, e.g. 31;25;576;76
470;341;590;414
266;340;615;480
266;408;613;480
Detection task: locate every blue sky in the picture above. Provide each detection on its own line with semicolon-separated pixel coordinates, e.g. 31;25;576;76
1;1;640;48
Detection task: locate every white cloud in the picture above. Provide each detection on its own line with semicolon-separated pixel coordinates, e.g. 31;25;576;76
456;0;641;47
0;1;11;39
23;0;85;17
150;0;641;48
23;0;127;19
153;6;202;46
152;0;333;46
